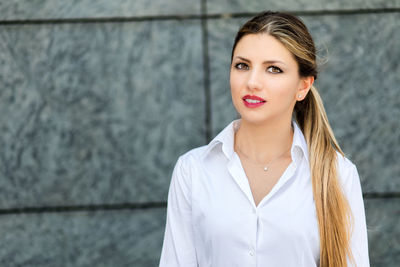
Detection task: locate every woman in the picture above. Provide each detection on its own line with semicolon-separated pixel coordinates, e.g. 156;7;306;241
159;11;369;267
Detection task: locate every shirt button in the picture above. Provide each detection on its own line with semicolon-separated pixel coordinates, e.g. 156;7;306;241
249;251;254;256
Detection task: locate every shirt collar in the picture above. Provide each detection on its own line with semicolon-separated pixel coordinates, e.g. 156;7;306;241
291;120;309;163
201;119;240;161
202;119;309;163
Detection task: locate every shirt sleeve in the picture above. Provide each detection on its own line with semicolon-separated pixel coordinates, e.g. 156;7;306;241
342;162;370;267
159;155;198;267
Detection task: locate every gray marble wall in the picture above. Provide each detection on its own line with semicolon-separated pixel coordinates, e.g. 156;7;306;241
0;1;398;266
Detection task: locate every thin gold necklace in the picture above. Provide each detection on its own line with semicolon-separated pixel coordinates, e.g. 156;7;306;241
236;145;291;171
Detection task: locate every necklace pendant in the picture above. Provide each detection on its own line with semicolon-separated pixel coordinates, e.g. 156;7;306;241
263;166;268;171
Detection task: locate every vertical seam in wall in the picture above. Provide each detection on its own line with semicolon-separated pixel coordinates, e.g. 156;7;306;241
201;0;212;143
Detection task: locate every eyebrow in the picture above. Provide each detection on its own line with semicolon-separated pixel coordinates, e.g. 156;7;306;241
234;56;286;65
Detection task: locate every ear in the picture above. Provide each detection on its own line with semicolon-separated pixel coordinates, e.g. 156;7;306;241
296;76;314;101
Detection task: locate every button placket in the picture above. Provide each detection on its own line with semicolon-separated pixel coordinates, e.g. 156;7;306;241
249;210;257;258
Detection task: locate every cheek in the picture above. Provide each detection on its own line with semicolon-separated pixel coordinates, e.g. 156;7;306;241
230;73;243;110
229;72;243;97
268;77;299;99
230;72;240;89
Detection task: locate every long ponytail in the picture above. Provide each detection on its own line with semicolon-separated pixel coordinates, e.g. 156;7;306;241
295;86;354;266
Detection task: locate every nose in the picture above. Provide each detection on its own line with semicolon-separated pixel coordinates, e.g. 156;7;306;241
247;69;262;91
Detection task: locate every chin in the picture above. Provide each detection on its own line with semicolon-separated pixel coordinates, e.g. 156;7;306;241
240;110;290;126
238;113;270;125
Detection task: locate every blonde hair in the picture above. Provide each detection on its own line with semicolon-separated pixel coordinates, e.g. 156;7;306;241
232;11;353;266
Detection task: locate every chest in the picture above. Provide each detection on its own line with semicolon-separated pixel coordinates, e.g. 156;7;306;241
238;155;292;207
193;156;317;234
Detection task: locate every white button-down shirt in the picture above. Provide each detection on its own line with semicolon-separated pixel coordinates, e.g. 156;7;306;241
159;119;370;267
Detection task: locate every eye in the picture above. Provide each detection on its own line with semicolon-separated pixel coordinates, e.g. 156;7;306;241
234;62;249;70
267;66;283;73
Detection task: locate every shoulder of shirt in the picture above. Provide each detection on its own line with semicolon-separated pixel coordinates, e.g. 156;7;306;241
170;146;208;184
335;151;359;188
176;145;209;168
336;151;357;170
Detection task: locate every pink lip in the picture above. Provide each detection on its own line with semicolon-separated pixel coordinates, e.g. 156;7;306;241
242;95;266;108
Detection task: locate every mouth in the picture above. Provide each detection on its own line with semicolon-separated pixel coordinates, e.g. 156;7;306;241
242;95;266;108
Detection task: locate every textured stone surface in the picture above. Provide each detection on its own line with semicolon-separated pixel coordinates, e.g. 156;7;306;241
0;208;166;266
365;198;400;267
207;13;400;193
0;0;200;20
207;0;400;14
0;20;205;208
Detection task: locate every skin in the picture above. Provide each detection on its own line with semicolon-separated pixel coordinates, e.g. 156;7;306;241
231;33;314;164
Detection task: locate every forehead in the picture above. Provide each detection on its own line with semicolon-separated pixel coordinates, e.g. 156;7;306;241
233;33;295;63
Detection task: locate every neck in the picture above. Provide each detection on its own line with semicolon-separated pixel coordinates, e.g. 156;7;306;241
234;117;293;162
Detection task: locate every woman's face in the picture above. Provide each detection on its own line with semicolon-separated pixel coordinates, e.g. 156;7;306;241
230;33;313;125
